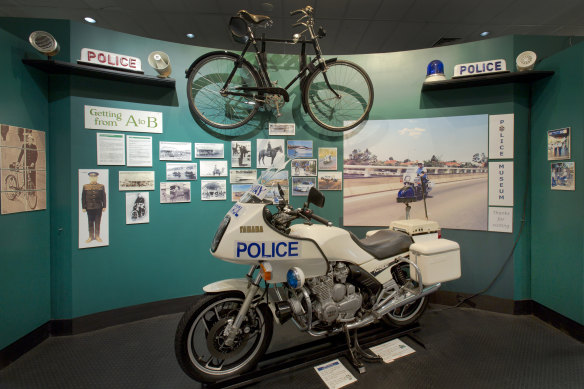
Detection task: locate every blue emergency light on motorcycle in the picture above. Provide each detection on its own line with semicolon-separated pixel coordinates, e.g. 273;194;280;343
425;59;446;82
286;267;305;289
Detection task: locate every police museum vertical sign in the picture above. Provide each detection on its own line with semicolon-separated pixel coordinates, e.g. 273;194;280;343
489;162;513;207
489;114;514;159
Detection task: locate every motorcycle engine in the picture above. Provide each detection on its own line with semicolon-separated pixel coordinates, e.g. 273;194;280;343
307;262;362;323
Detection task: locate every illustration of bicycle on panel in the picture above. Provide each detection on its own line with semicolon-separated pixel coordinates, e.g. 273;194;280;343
186;6;374;132
4;162;37;209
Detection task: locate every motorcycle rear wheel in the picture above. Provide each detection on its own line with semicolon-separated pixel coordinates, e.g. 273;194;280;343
175;292;273;383
382;296;428;327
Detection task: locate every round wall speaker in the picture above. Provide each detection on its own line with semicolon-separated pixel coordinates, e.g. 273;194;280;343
29;31;59;56
516;51;537;71
147;51;172;78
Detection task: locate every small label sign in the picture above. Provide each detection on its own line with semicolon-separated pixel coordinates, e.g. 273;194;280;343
79;48;142;73
489;161;514;206
489;114;514;159
488;207;513;233
453;59;507;78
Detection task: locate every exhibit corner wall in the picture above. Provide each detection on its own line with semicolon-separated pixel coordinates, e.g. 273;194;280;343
531;41;584;325
0;18;68;350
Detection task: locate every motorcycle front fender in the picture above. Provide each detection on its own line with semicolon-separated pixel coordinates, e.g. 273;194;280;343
203;278;264;297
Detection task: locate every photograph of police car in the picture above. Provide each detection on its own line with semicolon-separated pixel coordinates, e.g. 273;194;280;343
292;177;316;196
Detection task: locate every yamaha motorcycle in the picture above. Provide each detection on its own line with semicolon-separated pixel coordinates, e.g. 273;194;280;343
175;165;461;383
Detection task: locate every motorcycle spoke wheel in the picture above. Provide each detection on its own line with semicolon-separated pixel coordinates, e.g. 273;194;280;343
304;60;373;132
187;55;260;129
4;175;18;199
383;263;429;327
175;292;273;383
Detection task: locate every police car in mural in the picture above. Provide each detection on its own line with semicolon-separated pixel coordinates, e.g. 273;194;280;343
397;166;433;203
175;161;460;383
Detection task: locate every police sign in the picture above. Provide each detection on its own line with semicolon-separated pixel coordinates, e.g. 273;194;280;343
235;241;300;259
453;59;507;78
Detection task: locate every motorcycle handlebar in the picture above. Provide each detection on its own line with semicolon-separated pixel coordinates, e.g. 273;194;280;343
300;209;331;226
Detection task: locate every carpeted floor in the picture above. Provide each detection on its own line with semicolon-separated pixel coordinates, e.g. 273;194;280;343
1;305;582;388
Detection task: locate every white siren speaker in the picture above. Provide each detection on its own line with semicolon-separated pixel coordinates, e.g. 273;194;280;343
516;51;537;71
148;51;172;78
29;31;60;56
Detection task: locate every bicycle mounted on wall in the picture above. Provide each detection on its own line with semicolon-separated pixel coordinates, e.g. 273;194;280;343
185;6;374;132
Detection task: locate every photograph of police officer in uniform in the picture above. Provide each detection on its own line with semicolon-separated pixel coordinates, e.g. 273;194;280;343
79;169;109;248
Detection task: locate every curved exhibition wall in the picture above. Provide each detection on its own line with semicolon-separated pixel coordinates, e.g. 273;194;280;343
0;17;582;351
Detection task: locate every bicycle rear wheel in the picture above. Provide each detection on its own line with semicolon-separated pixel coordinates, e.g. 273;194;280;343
187;55;261;129
304;60;373;132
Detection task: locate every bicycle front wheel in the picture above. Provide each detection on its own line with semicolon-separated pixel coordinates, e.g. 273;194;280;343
187;55;261;129
304;60;373;132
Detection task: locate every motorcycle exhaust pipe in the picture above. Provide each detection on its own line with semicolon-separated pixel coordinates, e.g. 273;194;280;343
346;283;441;330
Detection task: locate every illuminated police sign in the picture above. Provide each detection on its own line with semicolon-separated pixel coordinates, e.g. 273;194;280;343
453;59;507;78
235;241;300;259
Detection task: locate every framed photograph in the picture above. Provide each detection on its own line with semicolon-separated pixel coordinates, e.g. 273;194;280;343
1;124;47;214
291;159;317;176
232;184;252;202
263;185;289;203
292;177;316;196
318;171;343;190
78;169;109;249
195;143;224;159
159;141;191;161
547;127;570;160
551;162;575;191
231;141;251;167
118;171;155;191
259;169;288;187
160;182;191;203
256;139;285;168
318;147;338;170
201;180;227;200
126;192;149;224
287;140;313;158
166;163;197;180
230;169;257;184
269;123;295;136
200;160;228;177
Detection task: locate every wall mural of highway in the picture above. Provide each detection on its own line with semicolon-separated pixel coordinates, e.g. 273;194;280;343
343;115;488;230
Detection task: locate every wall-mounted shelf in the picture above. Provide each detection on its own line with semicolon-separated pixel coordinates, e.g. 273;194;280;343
22;59;176;88
421;70;554;91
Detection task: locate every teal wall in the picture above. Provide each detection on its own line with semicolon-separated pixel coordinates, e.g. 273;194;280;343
2;15;583;351
0;18;68;350
531;41;584;324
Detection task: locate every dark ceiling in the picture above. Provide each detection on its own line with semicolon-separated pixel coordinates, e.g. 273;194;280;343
1;0;584;54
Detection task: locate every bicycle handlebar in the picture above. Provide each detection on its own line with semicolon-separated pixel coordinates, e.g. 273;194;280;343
290;6;313;16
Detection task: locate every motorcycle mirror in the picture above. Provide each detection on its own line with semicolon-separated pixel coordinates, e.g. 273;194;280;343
307;187;325;208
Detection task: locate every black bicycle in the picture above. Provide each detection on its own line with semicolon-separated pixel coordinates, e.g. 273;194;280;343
186;6;374;132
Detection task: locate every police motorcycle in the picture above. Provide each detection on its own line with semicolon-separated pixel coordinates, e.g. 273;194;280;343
175;164;461;383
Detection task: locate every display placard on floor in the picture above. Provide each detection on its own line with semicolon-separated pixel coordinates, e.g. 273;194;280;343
313;359;357;389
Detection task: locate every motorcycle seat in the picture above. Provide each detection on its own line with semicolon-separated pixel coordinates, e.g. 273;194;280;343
349;229;413;260
238;10;272;25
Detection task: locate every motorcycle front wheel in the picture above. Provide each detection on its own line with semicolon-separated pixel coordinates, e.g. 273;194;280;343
382;262;429;327
175;292;273;383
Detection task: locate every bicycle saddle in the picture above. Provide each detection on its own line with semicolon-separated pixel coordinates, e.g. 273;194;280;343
238;10;272;25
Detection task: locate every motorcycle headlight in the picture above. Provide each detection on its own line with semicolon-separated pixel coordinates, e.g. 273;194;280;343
286;267;305;289
211;215;230;253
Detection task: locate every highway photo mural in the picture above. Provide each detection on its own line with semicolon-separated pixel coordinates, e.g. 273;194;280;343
343;115;488;230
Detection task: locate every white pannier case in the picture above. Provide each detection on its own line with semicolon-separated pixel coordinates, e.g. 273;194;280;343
409;239;461;285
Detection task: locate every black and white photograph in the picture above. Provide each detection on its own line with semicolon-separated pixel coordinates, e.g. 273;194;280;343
118;171;155;191
292;177;316;196
201;180;227;200
257;138;285;168
268;122;295;136
200;160;228;177
231;141;251;167
159;141;192;161
195;143;224;159
160;182;191;203
318;171;343;190
166;163;197;180
291;159;317;176
230;169;257;184
232;184;252;202
125;192;149;224
78;169;109;249
551;162;575;191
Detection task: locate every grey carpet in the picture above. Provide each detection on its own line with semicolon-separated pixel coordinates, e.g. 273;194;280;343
1;305;582;388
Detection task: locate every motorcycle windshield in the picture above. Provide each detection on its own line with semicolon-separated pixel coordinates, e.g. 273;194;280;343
239;160;291;204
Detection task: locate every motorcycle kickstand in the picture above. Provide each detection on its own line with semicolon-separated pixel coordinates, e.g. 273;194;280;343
343;326;382;374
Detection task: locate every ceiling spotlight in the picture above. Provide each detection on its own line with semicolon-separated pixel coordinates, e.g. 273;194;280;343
84;17;96;24
186;33;195;39
480;31;490;37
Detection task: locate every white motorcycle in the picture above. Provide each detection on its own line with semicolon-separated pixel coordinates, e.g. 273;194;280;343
175;166;461;383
